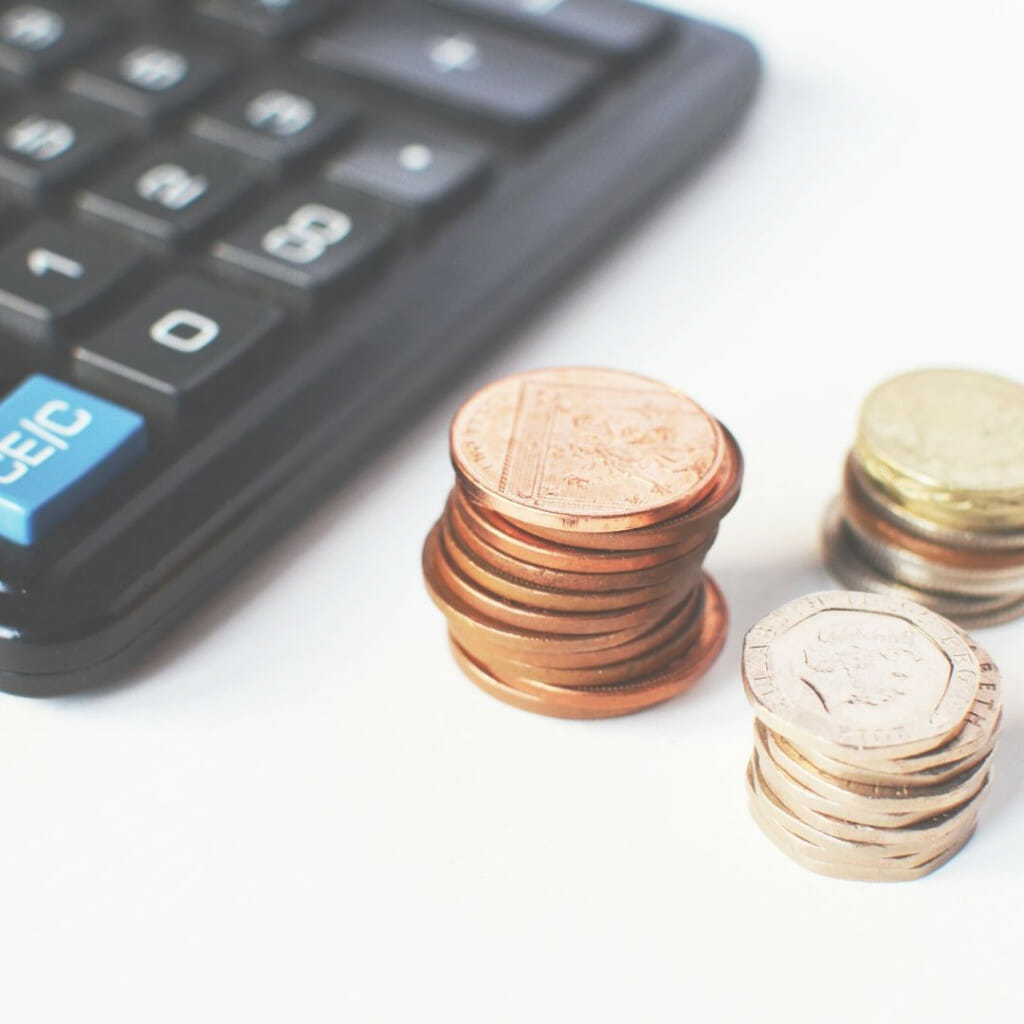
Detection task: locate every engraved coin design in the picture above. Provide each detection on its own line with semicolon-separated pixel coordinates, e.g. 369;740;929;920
855;368;1024;528
743;591;980;761
450;367;723;532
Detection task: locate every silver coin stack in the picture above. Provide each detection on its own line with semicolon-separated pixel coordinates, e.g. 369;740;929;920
743;591;1001;882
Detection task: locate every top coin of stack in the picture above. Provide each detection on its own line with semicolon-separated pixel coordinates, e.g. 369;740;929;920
743;590;1001;882
422;367;743;718
823;368;1024;627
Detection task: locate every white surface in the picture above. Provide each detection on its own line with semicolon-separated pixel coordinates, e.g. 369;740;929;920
3;3;1023;1021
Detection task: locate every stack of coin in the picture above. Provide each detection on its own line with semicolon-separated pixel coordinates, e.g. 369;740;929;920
743;590;1001;882
422;367;743;718
823;369;1024;627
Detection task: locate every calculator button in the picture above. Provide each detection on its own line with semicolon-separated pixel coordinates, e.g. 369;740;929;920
304;5;598;132
324;126;490;226
0;98;124;200
72;275;285;419
0;3;111;79
188;74;356;173
76;143;257;249
211;184;397;299
429;0;669;58
194;0;336;41
0;374;145;546
65;36;231;125
0;221;144;344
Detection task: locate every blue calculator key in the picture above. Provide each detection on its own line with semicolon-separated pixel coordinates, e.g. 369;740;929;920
0;375;146;546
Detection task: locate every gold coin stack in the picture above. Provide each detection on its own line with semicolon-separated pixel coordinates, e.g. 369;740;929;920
824;368;1024;627
742;591;1001;882
422;367;743;718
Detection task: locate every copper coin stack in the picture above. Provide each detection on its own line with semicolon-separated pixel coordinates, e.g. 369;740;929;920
743;591;1001;882
422;367;743;718
824;369;1024;628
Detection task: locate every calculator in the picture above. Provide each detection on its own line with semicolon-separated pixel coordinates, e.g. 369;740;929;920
0;0;759;696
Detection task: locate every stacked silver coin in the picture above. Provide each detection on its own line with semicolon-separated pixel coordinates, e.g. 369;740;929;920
743;591;1001;882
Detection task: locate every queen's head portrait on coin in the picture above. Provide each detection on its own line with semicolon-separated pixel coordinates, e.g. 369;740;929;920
742;591;980;761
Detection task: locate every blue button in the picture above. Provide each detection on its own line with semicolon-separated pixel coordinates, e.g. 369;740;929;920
0;375;146;546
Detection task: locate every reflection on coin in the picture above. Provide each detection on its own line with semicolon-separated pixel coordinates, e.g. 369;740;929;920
450;367;725;533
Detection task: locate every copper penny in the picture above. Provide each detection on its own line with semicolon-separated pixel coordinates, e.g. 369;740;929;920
521;426;743;551
452;483;707;572
440;508;693;612
449;490;708;588
450;367;726;533
447;574;729;718
423;526;656;655
425;523;678;634
447;591;702;670
482;584;707;689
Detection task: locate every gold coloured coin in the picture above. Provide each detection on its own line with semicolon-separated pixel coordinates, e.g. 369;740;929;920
855;368;1024;531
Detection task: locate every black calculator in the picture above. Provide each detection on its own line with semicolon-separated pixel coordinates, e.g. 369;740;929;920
0;0;759;696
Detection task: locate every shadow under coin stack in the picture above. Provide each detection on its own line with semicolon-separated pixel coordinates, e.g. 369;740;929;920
743;591;1001;882
824;369;1024;628
422;368;743;718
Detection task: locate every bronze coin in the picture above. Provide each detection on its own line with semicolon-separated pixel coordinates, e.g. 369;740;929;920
450;367;727;533
447;590;703;670
447;574;729;718
426;523;677;635
481;584;707;689
439;509;690;613
452;483;707;573
423;526;656;655
448;491;708;590
518;426;743;551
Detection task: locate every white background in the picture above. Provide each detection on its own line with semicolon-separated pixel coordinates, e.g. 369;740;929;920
2;2;1022;1021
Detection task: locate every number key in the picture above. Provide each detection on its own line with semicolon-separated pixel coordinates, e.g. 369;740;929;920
188;74;356;174
75;142;258;249
0;98;125;200
72;275;285;419
65;35;231;125
211;184;397;300
0;221;144;346
0;3;111;79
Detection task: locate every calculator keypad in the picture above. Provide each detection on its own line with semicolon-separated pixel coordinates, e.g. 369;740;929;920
324;126;491;226
0;221;144;345
211;184;398;299
72;275;284;419
65;35;231;124
76;142;258;248
0;98;125;199
188;74;357;173
304;4;600;132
